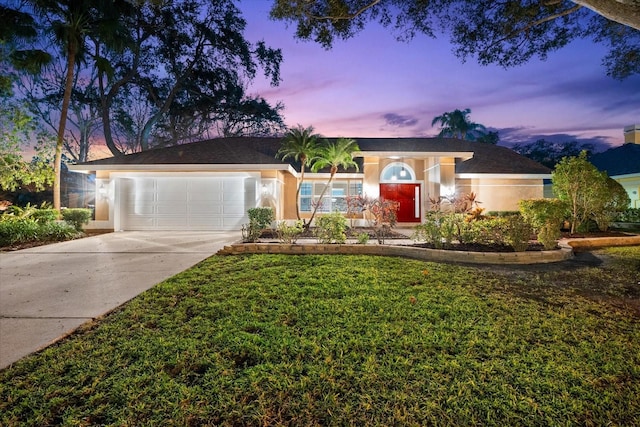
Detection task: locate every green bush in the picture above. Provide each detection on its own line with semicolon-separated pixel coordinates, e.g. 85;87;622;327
61;208;92;231
615;208;640;223
356;232;369;245
0;219;39;246
466;217;506;245
504;214;533;252
29;208;59;224
0;219;80;247
519;199;567;248
276;221;304;244
247;207;275;230
315;212;347;244
38;221;81;242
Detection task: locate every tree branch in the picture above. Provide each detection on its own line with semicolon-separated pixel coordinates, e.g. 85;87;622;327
490;4;582;48
305;0;381;21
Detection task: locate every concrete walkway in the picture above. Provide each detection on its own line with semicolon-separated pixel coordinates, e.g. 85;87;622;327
0;231;240;370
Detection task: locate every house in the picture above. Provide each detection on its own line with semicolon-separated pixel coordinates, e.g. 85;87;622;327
590;124;640;208
68;137;551;231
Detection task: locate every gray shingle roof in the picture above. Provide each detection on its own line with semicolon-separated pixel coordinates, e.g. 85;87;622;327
590;143;640;176
76;137;550;175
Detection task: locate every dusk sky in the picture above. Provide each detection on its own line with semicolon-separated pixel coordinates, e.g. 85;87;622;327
240;1;640;151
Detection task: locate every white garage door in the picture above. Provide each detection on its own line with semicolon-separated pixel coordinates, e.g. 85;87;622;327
120;176;255;230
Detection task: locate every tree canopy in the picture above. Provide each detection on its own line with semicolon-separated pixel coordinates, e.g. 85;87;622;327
431;108;489;141
512;139;595;168
270;0;640;79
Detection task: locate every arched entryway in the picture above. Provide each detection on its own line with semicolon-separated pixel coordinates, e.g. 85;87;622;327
379;162;421;223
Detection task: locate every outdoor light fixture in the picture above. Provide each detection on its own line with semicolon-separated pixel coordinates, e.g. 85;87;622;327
400;166;407;178
98;183;108;200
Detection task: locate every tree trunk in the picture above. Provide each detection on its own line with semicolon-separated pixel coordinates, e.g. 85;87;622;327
53;46;76;211
574;0;640;31
307;167;337;229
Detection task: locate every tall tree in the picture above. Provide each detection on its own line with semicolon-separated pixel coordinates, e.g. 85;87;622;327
269;0;640;79
276;125;320;221
98;0;283;155
431;108;487;141
30;0;130;209
0;3;51;96
308;137;360;227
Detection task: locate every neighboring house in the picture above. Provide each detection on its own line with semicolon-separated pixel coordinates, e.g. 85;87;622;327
590;124;640;209
69;137;551;231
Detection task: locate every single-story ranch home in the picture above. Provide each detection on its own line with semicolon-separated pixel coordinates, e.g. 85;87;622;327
69;137;551;231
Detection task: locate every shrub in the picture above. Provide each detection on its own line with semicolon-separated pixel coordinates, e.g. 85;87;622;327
315;212;347;244
615;208;640;223
504;214;533;252
247;207;275;230
276;221;303;244
39;222;81;242
519;199;567;249
591;178;631;231
243;207;276;243
0;219;39;246
413;215;444;248
0;219;79;247
356;232;369;244
61;208;92;231
30;209;59;224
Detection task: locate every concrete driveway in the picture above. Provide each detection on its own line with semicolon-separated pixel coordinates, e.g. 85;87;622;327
0;231;240;370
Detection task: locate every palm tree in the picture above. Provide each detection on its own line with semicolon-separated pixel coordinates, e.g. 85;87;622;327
431;108;487;141
276;125;320;220
307;137;360;227
33;0;128;210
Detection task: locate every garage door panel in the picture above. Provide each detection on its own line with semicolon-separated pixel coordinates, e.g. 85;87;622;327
190;201;223;214
157;203;186;215
156;216;190;228
121;176;252;231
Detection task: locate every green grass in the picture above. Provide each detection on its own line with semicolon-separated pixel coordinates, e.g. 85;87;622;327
1;248;639;426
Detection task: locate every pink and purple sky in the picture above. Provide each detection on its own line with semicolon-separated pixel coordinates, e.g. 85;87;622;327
241;1;640;151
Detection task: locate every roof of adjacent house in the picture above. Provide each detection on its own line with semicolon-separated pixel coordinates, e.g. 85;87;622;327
73;137;551;175
590;143;640;176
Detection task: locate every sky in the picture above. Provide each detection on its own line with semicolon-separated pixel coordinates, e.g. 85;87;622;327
240;1;640;151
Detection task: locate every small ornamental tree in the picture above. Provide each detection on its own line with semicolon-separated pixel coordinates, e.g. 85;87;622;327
591;177;630;231
552;151;605;234
308;137;360;228
276;125;320;221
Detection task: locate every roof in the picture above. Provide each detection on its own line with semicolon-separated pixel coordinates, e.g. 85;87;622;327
590;143;640;176
71;137;551;175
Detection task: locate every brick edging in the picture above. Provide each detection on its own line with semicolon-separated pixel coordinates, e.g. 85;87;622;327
217;243;574;265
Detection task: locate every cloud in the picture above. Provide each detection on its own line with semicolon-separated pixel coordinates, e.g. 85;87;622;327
382;113;419;127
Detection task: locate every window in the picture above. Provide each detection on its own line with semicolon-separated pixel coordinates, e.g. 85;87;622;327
300;180;363;213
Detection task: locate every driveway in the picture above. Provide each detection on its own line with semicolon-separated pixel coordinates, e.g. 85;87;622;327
0;231;240;370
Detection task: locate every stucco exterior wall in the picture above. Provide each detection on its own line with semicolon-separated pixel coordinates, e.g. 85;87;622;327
456;178;545;212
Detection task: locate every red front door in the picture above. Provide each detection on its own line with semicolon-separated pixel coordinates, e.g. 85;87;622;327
380;183;421;223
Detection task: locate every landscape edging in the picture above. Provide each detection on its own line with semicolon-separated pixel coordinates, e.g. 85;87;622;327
217;242;574;265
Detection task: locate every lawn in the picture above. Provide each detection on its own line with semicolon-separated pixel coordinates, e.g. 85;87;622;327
1;248;639;426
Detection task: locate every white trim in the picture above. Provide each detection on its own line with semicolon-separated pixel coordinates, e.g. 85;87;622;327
303;172;363;179
355;151;474;159
456;173;551;179
609;172;640;179
68;163;297;174
457;183;546;188
109;171;261;179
